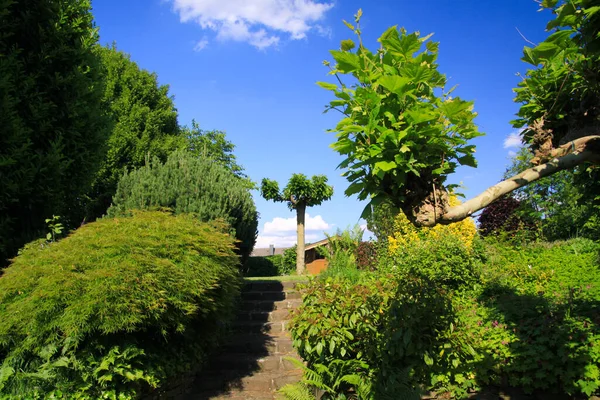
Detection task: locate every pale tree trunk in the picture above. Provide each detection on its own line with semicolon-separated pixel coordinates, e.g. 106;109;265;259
426;136;600;226
296;202;306;275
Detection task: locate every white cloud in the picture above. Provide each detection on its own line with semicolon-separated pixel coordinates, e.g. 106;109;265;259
503;132;523;149
194;37;209;51
263;213;330;234
256;213;331;248
508;150;517;158
169;0;334;49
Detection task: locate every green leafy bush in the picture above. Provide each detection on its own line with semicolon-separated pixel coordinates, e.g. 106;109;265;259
388;233;479;289
108;150;258;263
291;235;600;398
290;274;452;398
0;211;240;399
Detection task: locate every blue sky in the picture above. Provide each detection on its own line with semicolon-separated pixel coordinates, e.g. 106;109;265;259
92;0;552;248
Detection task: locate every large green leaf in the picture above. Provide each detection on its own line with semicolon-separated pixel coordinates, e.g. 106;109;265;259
330;50;360;73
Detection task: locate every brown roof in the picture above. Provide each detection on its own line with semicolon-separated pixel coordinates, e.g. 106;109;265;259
304;238;329;250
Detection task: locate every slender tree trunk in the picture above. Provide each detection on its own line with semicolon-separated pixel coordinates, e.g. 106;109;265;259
296;202;306;275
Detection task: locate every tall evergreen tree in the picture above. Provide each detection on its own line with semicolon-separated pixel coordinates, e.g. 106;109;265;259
86;45;185;219
0;0;109;265
108;150;258;264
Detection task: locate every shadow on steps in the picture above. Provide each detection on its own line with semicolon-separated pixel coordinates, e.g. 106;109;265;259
153;280;306;400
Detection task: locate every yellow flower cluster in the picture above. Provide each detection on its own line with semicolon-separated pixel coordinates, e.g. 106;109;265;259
388;195;477;253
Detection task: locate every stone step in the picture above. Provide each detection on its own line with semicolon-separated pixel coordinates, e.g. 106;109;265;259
222;334;294;355
232;320;289;334
240;299;302;312
209;354;301;374
191;370;303;399
241;291;302;302
236;309;291;323
243;280;305;292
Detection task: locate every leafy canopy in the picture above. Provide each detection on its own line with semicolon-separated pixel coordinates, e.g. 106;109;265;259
320;10;481;219
87;44;185;220
261;174;334;210
513;0;600;154
183;120;254;188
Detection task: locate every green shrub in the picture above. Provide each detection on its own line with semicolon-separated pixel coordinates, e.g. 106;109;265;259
290;274;452;398
0;211;240;399
108;150;258;263
291;235;600;398
387;233;479;289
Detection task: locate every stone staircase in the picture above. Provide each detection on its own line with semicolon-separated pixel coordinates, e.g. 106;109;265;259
175;279;306;400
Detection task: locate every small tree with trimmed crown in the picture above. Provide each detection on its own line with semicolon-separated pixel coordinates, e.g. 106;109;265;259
261;174;334;275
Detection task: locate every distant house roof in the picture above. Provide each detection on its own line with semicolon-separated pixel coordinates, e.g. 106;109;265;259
250;247;289;257
304;238;329;251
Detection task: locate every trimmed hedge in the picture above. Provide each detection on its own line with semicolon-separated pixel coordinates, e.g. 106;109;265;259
0;211;240;399
244;254;295;277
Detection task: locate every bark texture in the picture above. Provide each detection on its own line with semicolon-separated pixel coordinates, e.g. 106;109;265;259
414;136;600;227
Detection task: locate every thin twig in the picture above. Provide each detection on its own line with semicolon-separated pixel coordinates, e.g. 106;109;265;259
516;27;537;47
329;106;349;116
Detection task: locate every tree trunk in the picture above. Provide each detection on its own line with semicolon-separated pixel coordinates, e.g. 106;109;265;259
417;136;600;226
296;202;306;275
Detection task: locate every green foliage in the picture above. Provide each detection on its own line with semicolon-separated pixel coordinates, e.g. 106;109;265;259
183;120;253;188
279;357;377;400
0;211;240;398
284;245;298;272
320;11;481;219
44;215;64;243
243;254;295;277
261;174;334;210
0;0;110;265
502;147;596;240
513;0;600;151
87;45;185;220
387;234;478;290
318;225;365;282
292;226;600;398
108;150;258;263
290;274;445;398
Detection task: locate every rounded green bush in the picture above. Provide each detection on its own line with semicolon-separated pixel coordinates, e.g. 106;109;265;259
0;211;240;398
108;150;258;264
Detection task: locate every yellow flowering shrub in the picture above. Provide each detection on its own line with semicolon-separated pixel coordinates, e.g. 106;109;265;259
388;196;477;253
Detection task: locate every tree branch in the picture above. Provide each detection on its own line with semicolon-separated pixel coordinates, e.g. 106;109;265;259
437;135;600;225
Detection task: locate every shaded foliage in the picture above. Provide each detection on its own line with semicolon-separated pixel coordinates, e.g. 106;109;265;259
108;150;258;263
244;254;295;277
0;0;109;265
86;45;185;220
